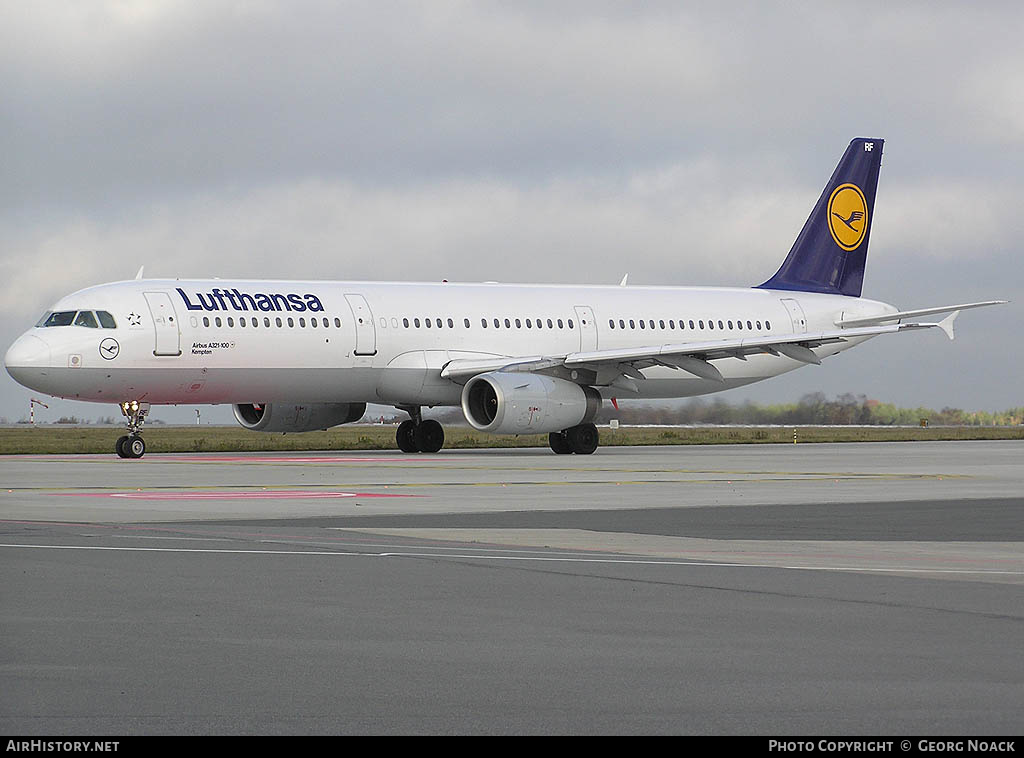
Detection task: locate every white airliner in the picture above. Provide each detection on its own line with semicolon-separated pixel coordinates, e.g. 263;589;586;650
3;138;1005;457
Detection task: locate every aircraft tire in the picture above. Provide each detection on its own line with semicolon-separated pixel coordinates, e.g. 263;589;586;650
548;431;574;454
415;419;444;453
566;423;599;455
126;435;146;459
396;420;419;452
116;435;130;458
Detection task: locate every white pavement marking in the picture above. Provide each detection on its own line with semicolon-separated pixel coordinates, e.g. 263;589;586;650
2;542;1022;576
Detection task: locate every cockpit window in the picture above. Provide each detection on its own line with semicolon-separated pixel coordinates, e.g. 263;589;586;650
37;310;117;328
41;311;77;327
74;311;99;328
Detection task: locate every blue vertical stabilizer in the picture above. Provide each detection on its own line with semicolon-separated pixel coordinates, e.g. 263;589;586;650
757;138;883;297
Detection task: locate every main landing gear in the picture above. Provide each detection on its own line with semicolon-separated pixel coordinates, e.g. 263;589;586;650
548;422;599;455
395;405;445;453
116;400;150;459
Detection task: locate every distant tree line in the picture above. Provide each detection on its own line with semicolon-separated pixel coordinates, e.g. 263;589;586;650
7;393;1022;427
591;392;1024;426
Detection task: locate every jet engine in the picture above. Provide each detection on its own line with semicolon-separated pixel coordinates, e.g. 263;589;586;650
232;402;366;433
461;372;601;435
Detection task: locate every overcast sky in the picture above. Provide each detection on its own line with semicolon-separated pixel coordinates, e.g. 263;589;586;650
2;1;1021;424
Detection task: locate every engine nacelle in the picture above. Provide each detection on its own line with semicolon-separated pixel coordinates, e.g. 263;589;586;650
232;402;366;433
461;372;601;435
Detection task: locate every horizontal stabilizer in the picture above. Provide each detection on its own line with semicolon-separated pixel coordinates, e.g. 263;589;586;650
837;300;1006;328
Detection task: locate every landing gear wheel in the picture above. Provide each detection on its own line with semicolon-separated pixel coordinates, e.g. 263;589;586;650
566;423;599;455
126;435;146;459
396;420;419;453
116;435;130;458
414;419;445;453
548;431;574;454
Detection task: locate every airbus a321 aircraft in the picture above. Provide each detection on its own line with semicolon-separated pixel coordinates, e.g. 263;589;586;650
4;138;1005;457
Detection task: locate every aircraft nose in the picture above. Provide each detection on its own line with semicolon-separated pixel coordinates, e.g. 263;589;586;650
4;334;51;384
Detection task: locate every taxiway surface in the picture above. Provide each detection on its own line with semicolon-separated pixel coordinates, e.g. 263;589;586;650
2;440;1022;734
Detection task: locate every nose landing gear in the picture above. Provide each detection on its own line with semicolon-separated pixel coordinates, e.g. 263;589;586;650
116;400;150;458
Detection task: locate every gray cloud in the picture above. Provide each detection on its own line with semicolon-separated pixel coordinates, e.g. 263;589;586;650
2;1;1021;422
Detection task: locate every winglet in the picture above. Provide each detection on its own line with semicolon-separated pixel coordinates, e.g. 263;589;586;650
619;274;629;287
135;266;145;280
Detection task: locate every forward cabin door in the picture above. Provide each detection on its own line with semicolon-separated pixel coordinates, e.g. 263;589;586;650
143;291;182;356
345;294;377;356
574;305;598;351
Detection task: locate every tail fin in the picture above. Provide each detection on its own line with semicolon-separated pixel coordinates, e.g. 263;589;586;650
757;137;883;298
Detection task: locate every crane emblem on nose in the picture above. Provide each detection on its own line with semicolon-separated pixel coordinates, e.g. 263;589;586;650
99;338;120;360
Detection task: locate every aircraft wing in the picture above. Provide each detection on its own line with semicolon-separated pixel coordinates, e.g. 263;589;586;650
440;313;970;389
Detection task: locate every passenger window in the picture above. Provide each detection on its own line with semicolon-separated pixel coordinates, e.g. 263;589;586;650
97;311;117;329
669;320;675;329
424;318;430;328
747;320;753;330
629;319;635;329
728;320;733;329
287;317;294;328
718;320;724;330
203;317;210;327
515;318;521;328
557;319;563;329
527;319;533;328
504;318;511;328
465;318;470;328
230;317;237;327
766;320;771;330
215;317;223;327
698;320;704;329
334;318;341;328
265;318;271;327
567;319;573;329
659;320;665;329
756;321;762;330
481;318;487;328
448;318;454;328
276;317;283;327
609;319;615;329
436;318;442;328
639;319;645;329
299;318;305;327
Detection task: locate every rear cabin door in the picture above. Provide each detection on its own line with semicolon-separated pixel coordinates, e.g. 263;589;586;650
780;298;808;333
143;291;182;356
345;294;377;356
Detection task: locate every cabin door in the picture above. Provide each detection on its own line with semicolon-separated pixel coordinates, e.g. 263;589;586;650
345;293;377;356
780;298;808;333
574;305;598;352
143;291;182;356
